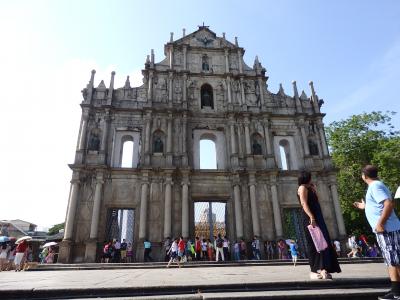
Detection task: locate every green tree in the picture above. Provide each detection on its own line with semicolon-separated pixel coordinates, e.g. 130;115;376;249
326;111;400;236
48;222;65;236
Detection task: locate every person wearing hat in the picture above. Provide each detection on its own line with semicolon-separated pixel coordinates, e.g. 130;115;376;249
14;240;28;271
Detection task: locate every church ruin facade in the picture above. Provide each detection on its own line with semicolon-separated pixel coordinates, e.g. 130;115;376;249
58;26;346;263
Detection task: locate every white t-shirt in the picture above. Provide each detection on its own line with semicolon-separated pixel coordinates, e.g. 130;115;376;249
170;241;178;252
334;240;341;251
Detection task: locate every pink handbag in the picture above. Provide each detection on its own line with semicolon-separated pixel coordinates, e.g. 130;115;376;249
307;225;328;252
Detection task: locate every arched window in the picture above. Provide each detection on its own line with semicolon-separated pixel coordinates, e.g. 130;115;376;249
121;137;134;168
200;138;217;169
251;133;263;155
279;139;291;170
201;84;214;109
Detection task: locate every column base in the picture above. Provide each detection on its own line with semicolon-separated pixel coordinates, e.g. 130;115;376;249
58;239;73;264
84;239;98;263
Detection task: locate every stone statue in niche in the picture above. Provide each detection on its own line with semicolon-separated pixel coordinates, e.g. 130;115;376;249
244;80;257;105
308;140;319;155
309;121;316;134
231;80;240;104
174;81;182;102
252;140;262;155
216;81;225;101
202;55;209;71
187;79;197;101
155;77;167;102
88;133;101;151
154;137;164;153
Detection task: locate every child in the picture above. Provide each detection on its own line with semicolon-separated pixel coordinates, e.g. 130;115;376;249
289;241;298;266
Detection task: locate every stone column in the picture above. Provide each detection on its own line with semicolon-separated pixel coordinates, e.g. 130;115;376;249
64;173;80;240
85;173;104;262
249;174;260;236
182;74;187;102
240;77;245;105
330;181;346;237
226;77;232;103
181;174;190;238
244;116;251;155
166;114;173;165
224;49;230;73
237;123;243;157
77;111;89;150
238;49;243;73
183;45;187;70
89;174;104;239
168;72;173;105
163;175;173;238
257;77;264;106
138;178;149;240
100;111;111;152
270;180;283;238
169;46;174;69
292;81;302;113
147;71;153;101
263;119;276;168
182;112;188;166
300;121;310;156
230;123;237;154
318;121;329;156
144;111;152;165
233;180;244;238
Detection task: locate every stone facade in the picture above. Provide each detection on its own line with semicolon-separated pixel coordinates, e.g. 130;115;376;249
58;27;346;263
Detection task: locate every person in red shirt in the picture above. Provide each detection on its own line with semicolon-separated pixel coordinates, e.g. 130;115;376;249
14;240;28;271
195;237;201;260
178;237;186;262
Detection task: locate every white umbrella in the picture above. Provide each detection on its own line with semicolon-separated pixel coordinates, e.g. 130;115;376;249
43;241;58;248
16;236;32;244
394;186;400;199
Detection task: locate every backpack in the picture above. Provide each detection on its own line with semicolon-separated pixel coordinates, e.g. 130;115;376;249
216;239;223;248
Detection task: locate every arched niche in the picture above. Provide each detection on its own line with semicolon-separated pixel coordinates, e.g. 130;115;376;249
200;84;214;109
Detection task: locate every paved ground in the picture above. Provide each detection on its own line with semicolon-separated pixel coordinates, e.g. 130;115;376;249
0;263;389;291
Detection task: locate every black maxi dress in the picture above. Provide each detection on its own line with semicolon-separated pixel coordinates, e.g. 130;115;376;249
301;186;341;274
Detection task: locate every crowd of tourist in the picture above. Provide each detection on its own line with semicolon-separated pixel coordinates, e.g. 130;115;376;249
100;234;364;264
0;238;57;272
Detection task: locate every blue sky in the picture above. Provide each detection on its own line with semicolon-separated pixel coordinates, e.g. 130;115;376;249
1;0;399;228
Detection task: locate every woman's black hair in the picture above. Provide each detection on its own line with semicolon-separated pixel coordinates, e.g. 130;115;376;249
298;170;312;186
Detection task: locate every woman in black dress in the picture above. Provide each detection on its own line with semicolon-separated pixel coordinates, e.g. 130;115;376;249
297;171;341;279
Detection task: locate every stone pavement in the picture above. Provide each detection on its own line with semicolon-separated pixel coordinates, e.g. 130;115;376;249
0;263;390;299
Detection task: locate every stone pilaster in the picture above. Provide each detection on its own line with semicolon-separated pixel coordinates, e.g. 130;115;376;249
329;176;346;238
263;118;276;168
270;175;283;238
85;172;104;262
163;174;173;238
166;113;173;166
58;172;80;263
138;175;149;240
144;110;152;166
181;172;190;238
233;176;244;239
248;173;260;237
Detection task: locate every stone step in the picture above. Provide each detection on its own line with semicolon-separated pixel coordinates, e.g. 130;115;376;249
31;257;383;271
73;288;389;300
0;277;389;299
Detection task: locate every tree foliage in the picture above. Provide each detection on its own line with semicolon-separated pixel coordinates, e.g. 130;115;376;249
48;222;65;236
326;111;400;236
